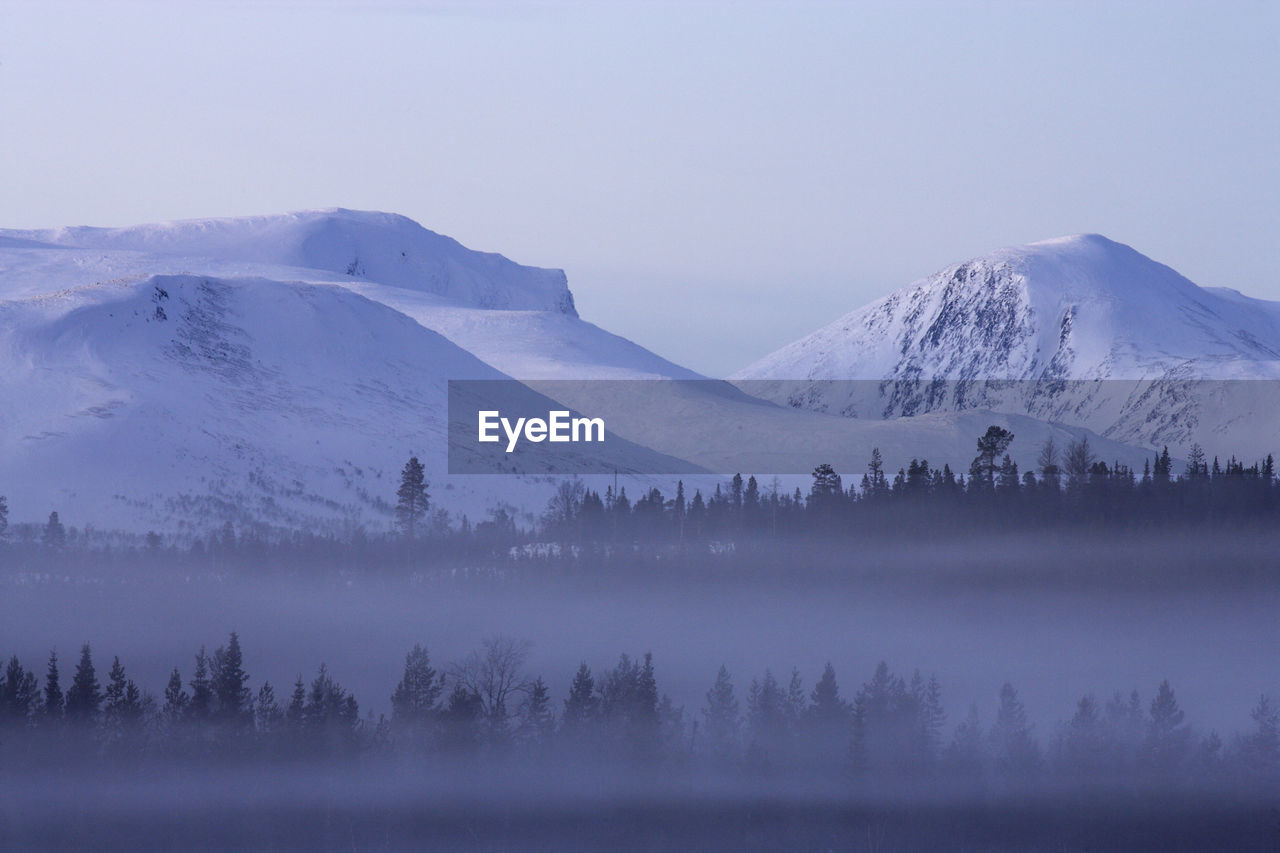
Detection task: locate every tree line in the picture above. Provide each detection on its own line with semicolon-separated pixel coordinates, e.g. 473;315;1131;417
4;431;1280;564
2;633;1277;794
538;429;1280;543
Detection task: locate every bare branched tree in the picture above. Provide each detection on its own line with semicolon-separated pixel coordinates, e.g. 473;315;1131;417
1037;437;1060;487
1064;436;1095;488
448;635;533;731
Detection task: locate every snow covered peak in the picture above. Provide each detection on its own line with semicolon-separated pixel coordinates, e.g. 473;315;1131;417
736;234;1280;384
2;209;578;315
733;235;1280;459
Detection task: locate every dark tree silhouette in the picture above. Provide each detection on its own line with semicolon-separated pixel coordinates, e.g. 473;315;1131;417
702;665;741;761
395;455;430;538
64;644;101;724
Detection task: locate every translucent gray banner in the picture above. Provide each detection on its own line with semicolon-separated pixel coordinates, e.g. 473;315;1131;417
447;379;1280;475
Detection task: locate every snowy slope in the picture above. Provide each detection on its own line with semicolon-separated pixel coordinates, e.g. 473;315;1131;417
0;273;691;533
1;209;577;313
0;209;698;381
0;210;707;531
735;235;1280;459
0;214;1166;533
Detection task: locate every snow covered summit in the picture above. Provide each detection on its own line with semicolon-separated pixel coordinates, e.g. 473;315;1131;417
734;235;1280;459
1;208;578;315
737;234;1280;385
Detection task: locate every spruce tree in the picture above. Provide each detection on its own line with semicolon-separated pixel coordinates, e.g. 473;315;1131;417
212;632;252;729
42;651;63;723
0;657;39;726
255;682;284;736
809;663;848;725
64;644;101;724
746;669;789;762
921;674;947;760
1143;680;1189;773
989;682;1040;776
286;676;306;731
562;662;599;731
946;704;986;776
189;647;213;721
103;656;142;745
702;665;740;760
391;644;441;732
395;455;430;538
163;668;189;722
516;677;555;747
42;511;66;549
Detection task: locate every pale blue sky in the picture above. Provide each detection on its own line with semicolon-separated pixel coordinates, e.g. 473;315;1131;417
2;0;1277;376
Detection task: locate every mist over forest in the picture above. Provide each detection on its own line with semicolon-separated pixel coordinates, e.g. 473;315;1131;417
3;439;1280;851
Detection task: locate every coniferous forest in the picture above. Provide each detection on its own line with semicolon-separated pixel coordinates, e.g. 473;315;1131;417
2;630;1278;850
3;431;1280;850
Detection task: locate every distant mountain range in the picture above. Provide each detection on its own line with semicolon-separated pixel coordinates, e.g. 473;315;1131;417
3;212;1265;533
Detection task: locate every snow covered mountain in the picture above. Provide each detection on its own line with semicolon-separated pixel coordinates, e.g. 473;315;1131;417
0;213;1164;534
735;235;1280;460
0;210;707;532
0;271;690;534
0;209;698;381
1;209;575;313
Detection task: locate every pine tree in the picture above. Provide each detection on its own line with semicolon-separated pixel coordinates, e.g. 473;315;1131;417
809;662;848;725
189;647;213;721
211;632;252;729
439;682;483;753
1184;444;1207;479
1154;446;1173;484
730;473;744;514
286;676;306;731
1242;694;1279;779
946;704;986;777
391;644;441;733
163;668;189;722
65;644;101;724
102;656;143;746
0;494;8;540
1058;694;1106;775
989;682;1039;776
0;657;39;726
702;665;740;760
809;464;842;504
746;669;789;763
997;455;1020;496
395;455;430;538
516;677;555;747
562;662;599;731
42;651;63;723
42;511;66;548
972;426;1015;490
1143;679;1189;774
304;664;360;747
921;674;947;760
743;476;760;518
866;447;888;498
255;682;284;736
785;669;806;730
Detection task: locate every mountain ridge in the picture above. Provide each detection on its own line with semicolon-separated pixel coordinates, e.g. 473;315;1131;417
734;234;1280;458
